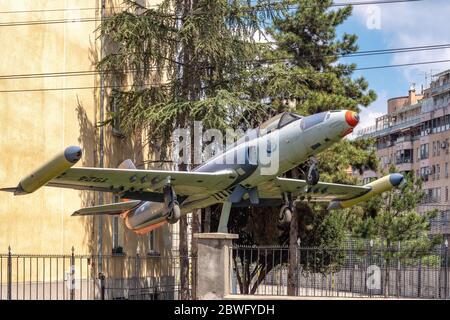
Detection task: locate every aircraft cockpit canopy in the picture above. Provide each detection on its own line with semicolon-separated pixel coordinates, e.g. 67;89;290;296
300;112;328;130
259;112;302;134
227;112;303;150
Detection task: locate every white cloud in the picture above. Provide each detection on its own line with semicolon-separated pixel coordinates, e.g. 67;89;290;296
359;89;388;127
347;89;388;140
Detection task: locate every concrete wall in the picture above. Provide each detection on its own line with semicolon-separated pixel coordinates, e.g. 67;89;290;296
0;0;172;257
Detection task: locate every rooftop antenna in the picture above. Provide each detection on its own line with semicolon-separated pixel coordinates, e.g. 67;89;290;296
419;69;437;88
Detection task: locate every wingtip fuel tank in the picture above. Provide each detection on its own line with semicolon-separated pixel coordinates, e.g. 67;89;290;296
14;146;82;195
327;173;404;210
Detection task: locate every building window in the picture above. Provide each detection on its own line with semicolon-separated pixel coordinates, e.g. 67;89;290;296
396;149;413;164
148;230;157;254
112;216;120;251
446;187;449;202
420;144;429;160
112;195;123;254
432;141;436;157
423;188;442;204
446;162;449;178
420;166;430;182
437;140;441;156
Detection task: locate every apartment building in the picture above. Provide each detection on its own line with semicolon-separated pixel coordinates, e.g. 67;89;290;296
356;69;450;237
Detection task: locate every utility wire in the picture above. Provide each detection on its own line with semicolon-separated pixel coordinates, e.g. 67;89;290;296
0;83;167;93
0;0;423;15
1;58;449;93
1;43;449;80
355;59;450;71
0;0;424;26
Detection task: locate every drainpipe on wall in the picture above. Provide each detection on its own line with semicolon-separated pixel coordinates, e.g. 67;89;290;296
98;0;106;272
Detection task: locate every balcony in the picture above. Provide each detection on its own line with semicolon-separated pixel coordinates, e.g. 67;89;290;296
396;162;413;172
395;140;413;150
431;82;450;96
357;116;422;139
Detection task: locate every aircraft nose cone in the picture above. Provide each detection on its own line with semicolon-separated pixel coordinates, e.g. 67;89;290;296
389;173;404;187
345;111;359;127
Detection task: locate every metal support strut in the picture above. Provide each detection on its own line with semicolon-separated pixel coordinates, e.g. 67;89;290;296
218;201;232;233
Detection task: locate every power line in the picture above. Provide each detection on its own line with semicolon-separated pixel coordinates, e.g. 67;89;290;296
2;43;449;80
1;58;450;93
0;17;99;27
354;59;450;71
0;5;154;15
0;0;424;27
0;0;423;15
0;83;167;94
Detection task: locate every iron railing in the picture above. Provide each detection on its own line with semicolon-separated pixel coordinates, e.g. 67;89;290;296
230;244;450;299
0;247;196;300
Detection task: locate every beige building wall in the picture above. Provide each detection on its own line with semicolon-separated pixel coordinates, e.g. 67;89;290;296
0;0;172;256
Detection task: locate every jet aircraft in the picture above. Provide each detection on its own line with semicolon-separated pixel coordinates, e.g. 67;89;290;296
1;110;404;234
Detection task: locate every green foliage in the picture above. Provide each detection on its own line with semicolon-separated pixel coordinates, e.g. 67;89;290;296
317;138;378;184
97;0;284;154
260;0;376;114
352;172;442;256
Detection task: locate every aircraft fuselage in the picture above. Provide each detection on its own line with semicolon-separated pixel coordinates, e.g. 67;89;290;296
126;110;359;234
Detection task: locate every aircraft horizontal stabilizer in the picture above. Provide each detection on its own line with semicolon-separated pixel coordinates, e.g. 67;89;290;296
72;200;141;216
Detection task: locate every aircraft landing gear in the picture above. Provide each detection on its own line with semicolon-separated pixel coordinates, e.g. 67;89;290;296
278;193;293;228
164;185;181;224
306;157;320;186
167;203;181;224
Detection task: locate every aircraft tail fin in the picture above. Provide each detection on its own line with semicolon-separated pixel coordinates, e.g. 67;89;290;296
72;200;141;216
118;159;137;170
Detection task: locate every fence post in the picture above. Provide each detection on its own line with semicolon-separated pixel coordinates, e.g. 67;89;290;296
7;246;12;300
136;249;140;300
70;246;75;300
445;239;449;299
98;272;105;300
417;256;422;298
368;240;373;298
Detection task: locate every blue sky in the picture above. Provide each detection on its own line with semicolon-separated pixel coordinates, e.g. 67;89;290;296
336;0;450;130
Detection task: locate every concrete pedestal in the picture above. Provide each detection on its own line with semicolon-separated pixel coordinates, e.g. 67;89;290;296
193;233;238;300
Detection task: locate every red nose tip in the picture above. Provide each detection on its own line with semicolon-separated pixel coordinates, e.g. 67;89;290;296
345;111;359;127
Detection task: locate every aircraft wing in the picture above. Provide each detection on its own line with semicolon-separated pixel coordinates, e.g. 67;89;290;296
257;173;404;209
259;177;371;202
0;147;238;197
46;167;238;197
72;200;142;216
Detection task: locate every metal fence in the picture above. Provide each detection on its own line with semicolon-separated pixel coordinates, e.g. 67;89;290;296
230;244;450;299
0;247;196;300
